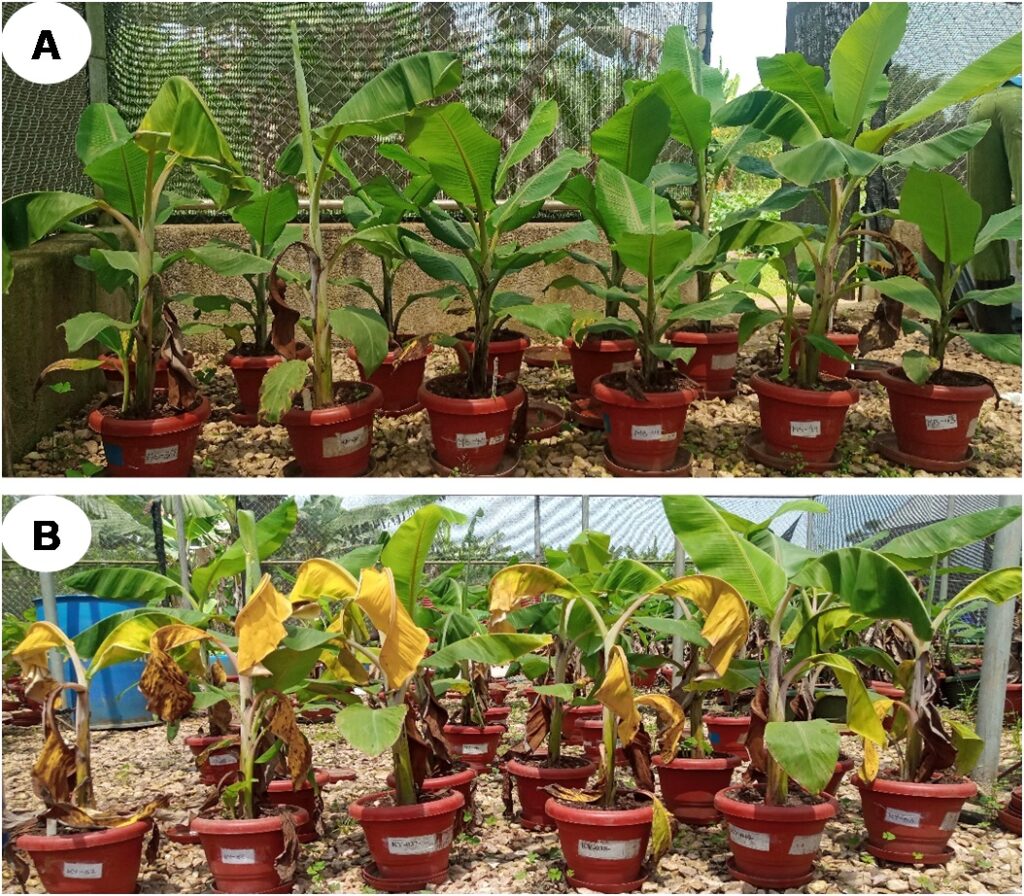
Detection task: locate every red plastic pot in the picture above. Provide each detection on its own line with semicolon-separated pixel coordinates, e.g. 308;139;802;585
562;704;603;746
349;789;464;891
488;682;510;706
703;714;750;759
185;734;240;786
1005;683;1022;719
750;371;858;464
17;819;151;894
996;786;1022;836
386;766;477;817
654;754;741;825
579;719;627;766
484;705;511;726
565;336;638;396
266;770;330;842
632;667;659;688
546;795;653;892
869;680;904;700
854;774;977;864
592;374;698;471
88;395;210;477
224;344;310;425
192;807;309;893
715;786;837;889
349;338;432;415
670;328;739;397
789;329;859;379
279;383;382;476
506;757;595;830
419;376;526;475
442;724;504;770
457;332;530;381
99;354;168;392
878;367;994;463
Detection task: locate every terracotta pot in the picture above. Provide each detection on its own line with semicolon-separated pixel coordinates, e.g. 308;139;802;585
654;754;741;825
1005;683;1022;719
996;786;1022;836
386;766;477;821
484;705;511;726
670;328;739;397
88;395;210;477
99;354;168;392
591;374;698;471
457;333;530;381
565;336;638;396
224;344;310;425
562;704;603;746
488;682;510;706
546;795;653;892
349;789;464;891
442;724;504;771
578;718;628;766
869;680;904;700
266;770;330;842
279;383;382;476
191;807;310;893
17;819;151;894
750;371;858;464
789;329;859;379
854;774;977;864
185;733;240;786
702;714;750;759
349;338;432;415
631;667;659;688
506;757;595;829
715;786;837;889
419;376;526;474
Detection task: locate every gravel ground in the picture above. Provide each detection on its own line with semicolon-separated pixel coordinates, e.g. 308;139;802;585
11;322;1022;478
2;694;1021;894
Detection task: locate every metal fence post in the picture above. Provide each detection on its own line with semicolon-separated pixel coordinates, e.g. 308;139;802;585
671;539;687;687
172;495;191;603
38;571;65;684
84;4;108;104
581;496;590;532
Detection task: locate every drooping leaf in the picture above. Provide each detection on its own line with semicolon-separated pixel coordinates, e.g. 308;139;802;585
595;645;639;746
353;567;429;689
655;575;749;676
329;306;389;376
636;694;687;761
235;574;292;675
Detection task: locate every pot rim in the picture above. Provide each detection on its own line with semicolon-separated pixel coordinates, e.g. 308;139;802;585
89;395;211;436
348;337;433;365
564;336;638;353
506;756;596;779
268;770;330;792
653;754;743;771
714;786;838;822
280;382;383;426
750;370;859;407
224;342;312;367
851;773;978;799
545;794;653;826
442;723;506;736
420;378;526;415
17;819;152;852
668;328;740;347
387;766;477;789
702;713;751;726
877;366;995;401
349;788;465;822
592;375;698;409
457;332;531;353
185;733;239;747
192;806;310;835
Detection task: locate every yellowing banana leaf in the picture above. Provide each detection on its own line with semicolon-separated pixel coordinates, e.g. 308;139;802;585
12;622;77;701
319;647;370;685
595;645;640;746
353;566;429;689
44;796;169;830
948;719;984;776
235;574;292;675
139;640;196;723
636;693;687;761
545;784;603;803
858;695;893;782
648;794;673;867
89;614;178;677
808;653;886;745
487;563;578;630
657;574;749;676
288;558;358;604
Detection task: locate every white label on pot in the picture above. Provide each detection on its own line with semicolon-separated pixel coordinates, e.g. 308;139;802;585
940;811;960;831
209;752;238;766
790;420;822;438
322;427;368;458
220;848;256;865
578;838;641;860
387;831;450;855
884;807;922;828
711;353;738;371
967;417;979;437
925;413;958;432
62;862;102;879
729;826;770;851
488;434;505;446
789;833;822;855
456;432;487;450
611;361;633;373
145;444;179;465
631;424;676;442
461;743;488;755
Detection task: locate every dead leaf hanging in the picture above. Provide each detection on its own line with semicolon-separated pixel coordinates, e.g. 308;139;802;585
160;304;198;409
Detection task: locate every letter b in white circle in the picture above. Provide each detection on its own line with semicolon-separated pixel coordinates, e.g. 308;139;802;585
2;2;92;85
2;496;91;572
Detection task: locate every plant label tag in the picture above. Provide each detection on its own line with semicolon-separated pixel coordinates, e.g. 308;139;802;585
578;838;640;860
790;420;821;438
611;361;633;373
63;863;102;879
711;353;737;371
387;833;443;855
789;833;822;855
456;432;487;450
925;413;958;431
884;807;921;828
461;743;488;755
487;434;505;446
145;444;179;465
209;752;237;766
729;826;770;851
323;427;368;458
631;424;675;442
940;811;960;831
220;848;256;865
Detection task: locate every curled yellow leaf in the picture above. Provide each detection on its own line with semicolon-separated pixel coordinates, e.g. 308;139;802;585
637;693;687;762
487;563;575;630
860;738;880;783
12;622;77;701
595;645;639;746
657;575;749;676
235;574;292;675
353;567;429;690
289;558;358;604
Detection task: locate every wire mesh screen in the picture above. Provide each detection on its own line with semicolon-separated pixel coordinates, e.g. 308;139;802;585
1;2;92;200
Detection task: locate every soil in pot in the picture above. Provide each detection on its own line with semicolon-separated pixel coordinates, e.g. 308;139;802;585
266;769;330;842
878;367;995;464
715;785;837;889
854;772;977;864
546;791;653;892
349;337;432;415
349;788;464;891
279;382;382;476
750;371;859;465
442;724;505;771
185;733;240;786
749;755;855;797
565;334;638;397
88;394;211;478
506;756;595;829
702;714;751;759
456;328;530;381
419;374;526;475
654;754;742;825
191;806;311;894
670;327;739;398
789;328;860;379
591;370;698;472
562;704;603;746
16;819;152;894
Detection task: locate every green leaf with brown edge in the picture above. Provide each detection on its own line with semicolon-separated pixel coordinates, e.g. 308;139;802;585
335;703;407;757
764;719;839;795
258;358;309;424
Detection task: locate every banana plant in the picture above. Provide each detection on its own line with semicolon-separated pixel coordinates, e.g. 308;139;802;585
711;3;1021;387
877;169;1021;383
395;99;596;396
258;26;463;421
2;79;249;418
